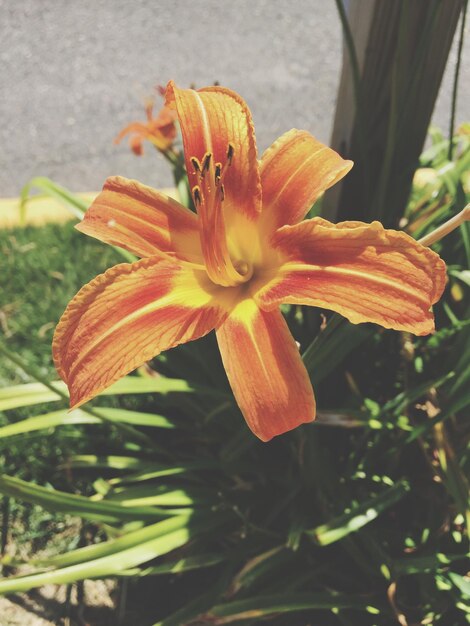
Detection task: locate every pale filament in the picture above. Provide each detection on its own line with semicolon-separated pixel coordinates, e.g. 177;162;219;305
191;144;249;287
418;204;470;247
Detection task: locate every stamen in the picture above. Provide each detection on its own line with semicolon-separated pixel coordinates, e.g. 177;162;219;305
190;156;201;173
418;204;470;247
192;185;202;206
201;152;212;174
188;144;248;286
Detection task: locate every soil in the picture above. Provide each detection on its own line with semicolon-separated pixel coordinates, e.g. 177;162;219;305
0;581;118;626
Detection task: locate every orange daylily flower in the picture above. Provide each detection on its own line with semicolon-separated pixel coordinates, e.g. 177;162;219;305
53;81;447;441
114;100;177;155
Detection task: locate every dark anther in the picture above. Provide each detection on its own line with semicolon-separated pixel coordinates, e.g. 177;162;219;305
202;152;212;173
190;157;201;173
227;143;235;164
214;163;222;181
193;186;202;205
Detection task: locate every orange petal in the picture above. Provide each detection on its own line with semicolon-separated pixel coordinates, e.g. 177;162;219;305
53;257;235;409
165;81;262;287
129;134;144;155
259;130;353;231
114;122;148;154
165;81;261;220
256;218;447;336
114;122;147;144
149;104;177;135
146;110;177;151
114;105;176;154
76;176;203;263
216;299;315;441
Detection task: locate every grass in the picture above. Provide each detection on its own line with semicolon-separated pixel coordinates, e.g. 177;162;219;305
0;222;124;558
0;221;121;384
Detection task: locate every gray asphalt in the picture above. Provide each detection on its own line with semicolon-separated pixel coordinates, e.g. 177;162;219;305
1;0;469;197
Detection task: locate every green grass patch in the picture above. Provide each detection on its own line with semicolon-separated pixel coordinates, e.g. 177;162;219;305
0;222;121;384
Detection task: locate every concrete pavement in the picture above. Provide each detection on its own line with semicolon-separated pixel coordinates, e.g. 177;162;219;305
1;0;468;197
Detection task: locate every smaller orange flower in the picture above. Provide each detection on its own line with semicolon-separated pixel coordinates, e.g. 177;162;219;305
114;100;177;155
